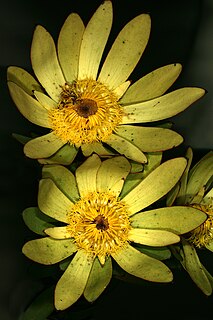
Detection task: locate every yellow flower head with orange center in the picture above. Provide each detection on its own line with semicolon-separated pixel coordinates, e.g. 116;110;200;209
22;155;206;310
50;79;123;146
7;1;205;164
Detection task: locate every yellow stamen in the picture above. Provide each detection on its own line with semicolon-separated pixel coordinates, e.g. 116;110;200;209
187;203;213;248
48;79;123;147
66;192;131;263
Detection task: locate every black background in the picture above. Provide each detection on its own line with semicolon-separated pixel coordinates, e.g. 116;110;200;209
0;0;212;319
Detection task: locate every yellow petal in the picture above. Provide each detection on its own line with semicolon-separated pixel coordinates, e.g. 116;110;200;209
38;178;74;223
75;154;101;196
38;144;78;166
55;251;94;310
24;132;65;159
98;14;151;89
78;1;112;80
31;25;65;101
34;91;57;110
42;164;79;202
113;81;131;100
122;158;187;215
131;206;207;234
81;142;115;157
45;226;71;239
7;66;42;95
8;82;50;128
112;244;173;282
106;133;147;163
84;256;112;302
129;228;180;246
122;88;205;123
116;125;183;152
58;13;84;82
120;63;182;103
96;156;131;196
22;237;77;265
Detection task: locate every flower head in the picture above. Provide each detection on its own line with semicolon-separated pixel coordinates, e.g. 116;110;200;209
22;154;206;310
167;148;213;295
7;1;205;164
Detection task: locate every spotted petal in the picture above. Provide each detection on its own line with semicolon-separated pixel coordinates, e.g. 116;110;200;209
38;178;74;223
98;14;151;89
96;156;131;196
31;25;65;101
84;257;112;302
122;158;187;215
58;13;84;82
106;133;147;163
22;237;77;265
8;82;50;128
24;132;65;159
7;66;42;95
116;125;183;152
42;165;79;202
122;88;205;123
120;63;182;103
78;1;112;80
55;251;94;310
112;244;173;282
129;228;180;246
131;207;207;234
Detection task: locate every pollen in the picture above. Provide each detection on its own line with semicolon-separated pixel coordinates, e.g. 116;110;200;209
48;79;123;147
66;192;131;264
187;203;213;248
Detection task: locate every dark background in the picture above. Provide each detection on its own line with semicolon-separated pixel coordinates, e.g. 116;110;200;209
0;0;212;319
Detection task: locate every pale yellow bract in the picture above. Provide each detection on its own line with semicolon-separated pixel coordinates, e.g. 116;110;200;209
7;1;205;164
22;155;206;310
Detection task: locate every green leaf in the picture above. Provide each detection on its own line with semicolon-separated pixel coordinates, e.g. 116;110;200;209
19;286;55;320
22;207;56;235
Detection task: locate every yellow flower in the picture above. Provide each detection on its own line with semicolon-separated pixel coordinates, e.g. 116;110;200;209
167;147;213;295
7;1;205;164
22;155;206;310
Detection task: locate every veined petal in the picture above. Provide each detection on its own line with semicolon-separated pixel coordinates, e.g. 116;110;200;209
42;164;80;202
22;237;77;265
116;125;183;152
186;151;213;203
31;25;65;101
122;158;187;215
24;132;65;159
7;66;42;95
113;81;131;100
55;251;94;310
112;244;173;282
131;206;207;234
120;63;182;103
129;228;180;246
84;257;112;302
181;239;212;295
81;142;115;157
202;187;213;204
105;133;147;163
96;156;131;196
34;91;57;110
8;82;50;127
38;178;74;223
78;1;112;80
121;88;205;124
98;14;151;89
58;13;84;82
38;144;78;166
76;154;102;196
45;226;71;239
